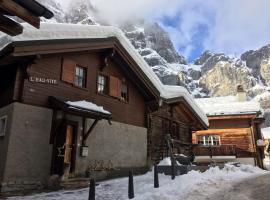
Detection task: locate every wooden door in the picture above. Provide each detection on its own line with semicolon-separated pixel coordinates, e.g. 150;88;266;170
52;122;77;176
64;125;73;164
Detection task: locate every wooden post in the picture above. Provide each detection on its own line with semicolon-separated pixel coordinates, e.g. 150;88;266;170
128;170;134;199
171;157;175;180
154;164;159;188
88;179;95;200
166;134;175;180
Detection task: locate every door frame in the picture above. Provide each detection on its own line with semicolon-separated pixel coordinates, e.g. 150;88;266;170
51;119;78;176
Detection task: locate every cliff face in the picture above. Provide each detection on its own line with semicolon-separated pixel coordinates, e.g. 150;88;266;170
37;0;270;102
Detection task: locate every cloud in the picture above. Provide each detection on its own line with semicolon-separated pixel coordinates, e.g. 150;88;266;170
56;0;270;60
203;0;270;55
89;0;185;25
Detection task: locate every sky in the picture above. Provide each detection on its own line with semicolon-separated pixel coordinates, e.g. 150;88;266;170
58;0;270;62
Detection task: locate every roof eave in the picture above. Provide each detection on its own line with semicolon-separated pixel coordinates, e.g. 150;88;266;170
163;97;208;130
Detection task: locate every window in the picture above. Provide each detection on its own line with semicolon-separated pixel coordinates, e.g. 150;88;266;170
121;82;128;101
97;74;108;94
197;135;220;146
0;116;7;137
75;65;86;88
97;74;129;102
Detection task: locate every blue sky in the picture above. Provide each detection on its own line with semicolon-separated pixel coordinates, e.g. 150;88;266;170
161;16;210;62
60;0;270;63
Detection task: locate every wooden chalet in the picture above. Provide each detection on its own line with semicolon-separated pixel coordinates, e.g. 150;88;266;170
0;0;53;36
0;23;208;194
193;87;264;168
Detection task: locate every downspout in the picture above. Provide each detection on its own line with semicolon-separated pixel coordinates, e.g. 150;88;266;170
250;119;257;166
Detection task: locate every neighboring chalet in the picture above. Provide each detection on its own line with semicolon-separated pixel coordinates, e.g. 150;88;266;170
0;0;53;35
193;86;264;168
261;127;270;169
0;23;208;194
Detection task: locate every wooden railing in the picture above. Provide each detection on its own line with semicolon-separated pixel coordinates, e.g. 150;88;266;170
193;145;237;157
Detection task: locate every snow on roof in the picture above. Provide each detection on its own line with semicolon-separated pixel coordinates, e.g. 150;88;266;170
195;96;261;116
0;23;208;126
66;100;111;115
262;127;270;139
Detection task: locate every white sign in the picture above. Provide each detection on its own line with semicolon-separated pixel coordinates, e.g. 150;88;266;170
29;76;58;85
81;146;89;157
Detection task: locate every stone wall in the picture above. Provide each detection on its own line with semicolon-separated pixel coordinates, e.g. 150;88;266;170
0;103;148;194
0;103;14;182
0;103;53;194
70;118;148;178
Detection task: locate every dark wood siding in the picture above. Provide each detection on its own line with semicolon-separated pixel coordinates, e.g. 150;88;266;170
148;104;192;163
0;65;17;107
21;52;147;127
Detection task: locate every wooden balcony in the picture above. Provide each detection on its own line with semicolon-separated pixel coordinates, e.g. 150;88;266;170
193;145;237;157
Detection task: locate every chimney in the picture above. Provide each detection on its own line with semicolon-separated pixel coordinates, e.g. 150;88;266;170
236;85;247;102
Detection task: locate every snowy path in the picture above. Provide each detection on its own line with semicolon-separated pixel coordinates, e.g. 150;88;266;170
206;173;270;200
7;164;269;200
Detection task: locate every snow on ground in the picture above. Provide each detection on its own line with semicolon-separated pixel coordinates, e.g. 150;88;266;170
157;157;181;166
264;157;270;170
8;164;267;200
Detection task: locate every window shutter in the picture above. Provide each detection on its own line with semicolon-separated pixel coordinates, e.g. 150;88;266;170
109;76;121;98
62;58;76;84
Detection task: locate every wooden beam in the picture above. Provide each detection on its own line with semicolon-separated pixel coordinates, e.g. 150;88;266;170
0;0;40;28
0;14;23;36
83;119;99;144
208;114;257;120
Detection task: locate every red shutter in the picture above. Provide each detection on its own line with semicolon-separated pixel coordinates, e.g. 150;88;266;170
62;58;76;84
109;76;121;98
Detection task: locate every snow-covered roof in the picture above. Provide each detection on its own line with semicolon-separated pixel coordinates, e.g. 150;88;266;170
66;100;111;115
262;127;270;139
0;23;208;126
195;96;261;116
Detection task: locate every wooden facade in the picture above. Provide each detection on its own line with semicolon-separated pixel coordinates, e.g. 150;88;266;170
193;114;265;168
148;102;205;164
0;44;157;127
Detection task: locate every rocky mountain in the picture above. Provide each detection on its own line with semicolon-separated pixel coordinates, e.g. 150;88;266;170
38;0;270;107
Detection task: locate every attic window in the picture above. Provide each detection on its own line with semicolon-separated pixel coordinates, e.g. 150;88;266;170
0;116;7;137
75;65;87;88
121;82;128;102
97;74;108;95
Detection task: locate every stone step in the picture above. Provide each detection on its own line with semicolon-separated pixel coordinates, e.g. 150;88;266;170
61;178;90;189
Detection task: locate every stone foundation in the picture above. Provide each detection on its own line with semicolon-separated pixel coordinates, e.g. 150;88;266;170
1;180;44;196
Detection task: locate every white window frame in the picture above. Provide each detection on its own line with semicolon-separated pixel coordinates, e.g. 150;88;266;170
197;135;221;146
0;115;7;137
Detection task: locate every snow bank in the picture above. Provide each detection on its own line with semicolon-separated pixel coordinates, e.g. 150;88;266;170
9;164;267;200
262;127;270;139
0;23;208;126
66;100;111;115
196;96;261;116
158;157;181;166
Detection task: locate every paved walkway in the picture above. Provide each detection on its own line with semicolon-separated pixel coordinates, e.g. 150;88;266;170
206;173;270;200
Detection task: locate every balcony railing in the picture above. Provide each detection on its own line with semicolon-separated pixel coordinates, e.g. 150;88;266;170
193;145;237;157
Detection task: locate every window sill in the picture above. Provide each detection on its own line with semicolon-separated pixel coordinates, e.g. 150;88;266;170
61;80;88;91
97;92;129;104
73;85;88;91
